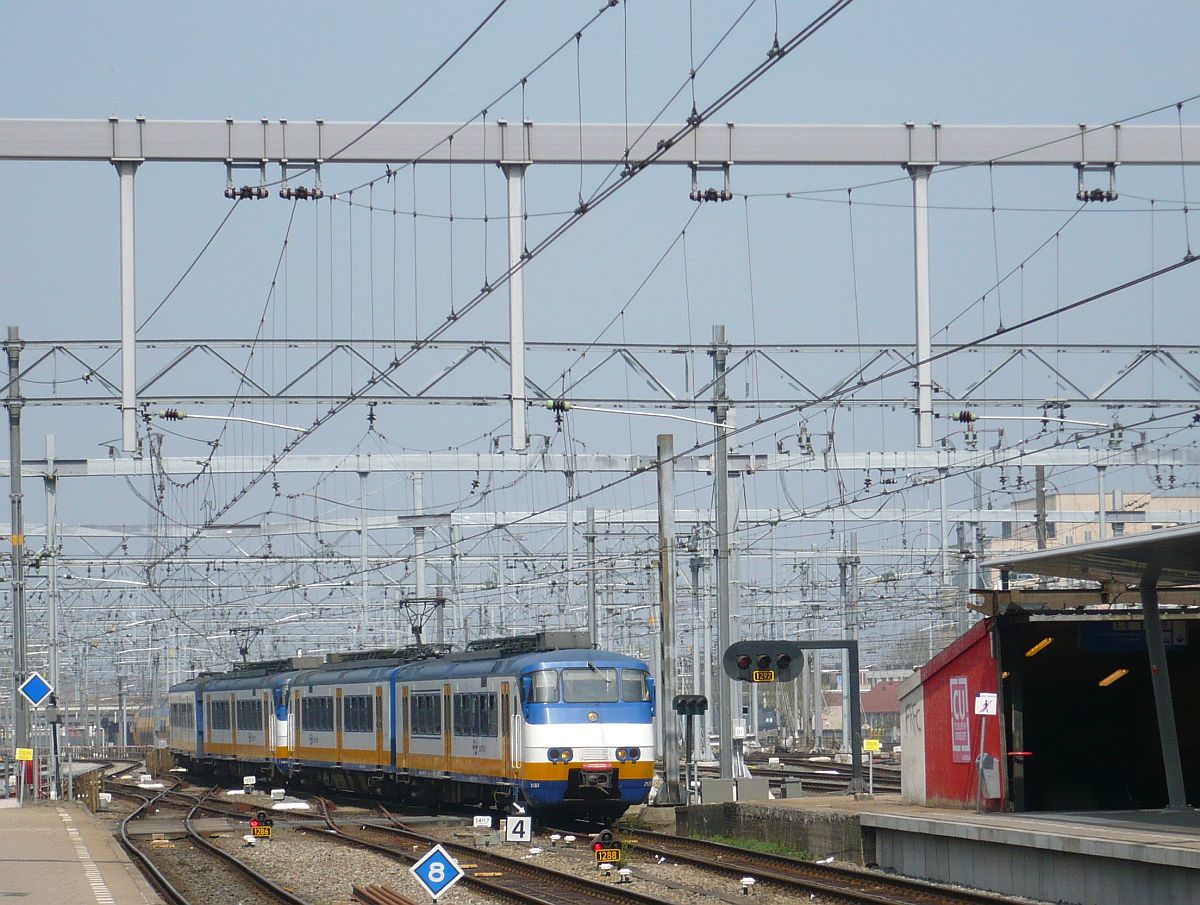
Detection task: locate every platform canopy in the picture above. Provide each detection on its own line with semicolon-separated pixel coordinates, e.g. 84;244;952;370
984;522;1200;587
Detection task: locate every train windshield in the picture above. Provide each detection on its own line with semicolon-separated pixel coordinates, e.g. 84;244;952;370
529;669;560;703
620;669;650;702
562;667;620;703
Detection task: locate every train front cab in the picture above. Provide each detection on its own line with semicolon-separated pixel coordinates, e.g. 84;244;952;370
515;652;655;816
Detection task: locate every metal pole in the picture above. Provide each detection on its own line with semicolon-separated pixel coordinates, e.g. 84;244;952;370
435;585;445;645
656;434;682;804
450;525;463;646
710;325;734;779
359;469;369;642
1139;568;1187;809
910;164;934;447
585;508;598;648
116;160;139;453
1035;465;1048;550
6;326;29;752
117;675;127;751
938;468;949;584
564;472;575;627
502;163;528;451
1096;465;1107;541
413;473;426;601
847;640;865;794
45;435;59;696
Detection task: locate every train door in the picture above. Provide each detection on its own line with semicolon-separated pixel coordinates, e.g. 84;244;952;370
335;688;344;764
230;693;238;748
500;682;513;778
205;697;212;748
291;690;301;755
262;691;272;759
442;684;453;771
401;686;410;768
374;686;384;766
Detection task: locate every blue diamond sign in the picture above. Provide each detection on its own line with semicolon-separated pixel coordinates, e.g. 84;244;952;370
410;843;464;900
18;672;54;708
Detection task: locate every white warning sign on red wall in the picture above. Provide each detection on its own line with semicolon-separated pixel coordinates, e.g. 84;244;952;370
950;676;971;764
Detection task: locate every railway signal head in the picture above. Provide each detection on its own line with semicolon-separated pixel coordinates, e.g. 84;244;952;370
723;641;804;683
672;694;708;716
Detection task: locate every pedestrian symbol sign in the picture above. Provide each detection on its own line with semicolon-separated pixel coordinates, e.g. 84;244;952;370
410;843;464;900
18;672;53;708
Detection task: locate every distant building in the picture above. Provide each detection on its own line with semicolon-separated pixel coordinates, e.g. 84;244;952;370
990;491;1200;555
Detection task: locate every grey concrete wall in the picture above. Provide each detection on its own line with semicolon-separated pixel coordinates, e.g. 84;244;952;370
676;803;868;864
874;827;1198;905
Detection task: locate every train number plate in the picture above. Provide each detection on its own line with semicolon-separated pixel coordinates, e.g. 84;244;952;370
594;847;622;864
752;669;776;682
251;826;273;838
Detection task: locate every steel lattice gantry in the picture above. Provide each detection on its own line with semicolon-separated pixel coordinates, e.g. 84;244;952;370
4;118;1200;450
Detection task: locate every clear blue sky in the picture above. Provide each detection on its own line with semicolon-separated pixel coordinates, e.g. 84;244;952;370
3;1;1200;658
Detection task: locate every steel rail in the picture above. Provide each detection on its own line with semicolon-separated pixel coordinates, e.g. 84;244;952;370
305;799;667;905
619;827;1036;905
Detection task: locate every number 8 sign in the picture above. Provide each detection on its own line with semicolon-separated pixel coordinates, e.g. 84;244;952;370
410;843;464;900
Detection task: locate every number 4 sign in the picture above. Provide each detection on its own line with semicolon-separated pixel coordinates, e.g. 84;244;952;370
505;815;532;842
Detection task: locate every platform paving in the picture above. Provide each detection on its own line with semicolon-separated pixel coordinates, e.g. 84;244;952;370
0;801;164;905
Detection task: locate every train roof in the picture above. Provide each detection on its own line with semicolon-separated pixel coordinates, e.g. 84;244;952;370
168;647;649;694
202;670;306;692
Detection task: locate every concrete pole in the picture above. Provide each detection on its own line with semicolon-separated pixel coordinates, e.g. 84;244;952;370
656;434;682;803
502;163;528;451
1096;465;1108;541
6;327;29;751
909;164;934;448
585;508;598;647
45;435;60;697
116;161;139;453
710;325;735;779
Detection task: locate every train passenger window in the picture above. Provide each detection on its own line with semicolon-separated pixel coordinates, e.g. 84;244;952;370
562;668;620;703
453;693;498;737
343;695;374;733
411;692;442;736
529;670;559;703
301;696;334;733
236;699;263;731
209;700;232;731
621;670;651;702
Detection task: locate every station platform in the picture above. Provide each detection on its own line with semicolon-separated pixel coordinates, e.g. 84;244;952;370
676;793;1200;905
0;801;163;905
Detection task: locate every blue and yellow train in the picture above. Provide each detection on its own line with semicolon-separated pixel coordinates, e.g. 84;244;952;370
167;632;655;818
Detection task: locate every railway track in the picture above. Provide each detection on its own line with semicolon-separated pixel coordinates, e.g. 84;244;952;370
614;826;1037;905
115;784;313;905
304;798;670;905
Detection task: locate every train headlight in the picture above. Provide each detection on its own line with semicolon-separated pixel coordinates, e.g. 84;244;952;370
561;748;573;763
628;747;641;762
615;747;628;762
547;747;562;762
